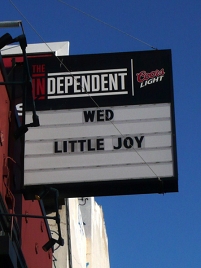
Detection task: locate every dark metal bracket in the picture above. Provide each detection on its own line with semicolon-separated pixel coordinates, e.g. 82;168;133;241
0;187;64;252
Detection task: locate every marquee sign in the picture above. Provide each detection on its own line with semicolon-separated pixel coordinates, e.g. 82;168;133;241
23;49;178;199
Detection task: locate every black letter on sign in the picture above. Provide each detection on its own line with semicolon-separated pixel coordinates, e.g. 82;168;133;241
105;110;114;121
97;110;104;121
97;138;104;150
54;141;62;153
113;138;122;150
88;140;95;151
135;136;144;148
78;140;86;152
63;141;67;152
123;137;133;149
83;110;95;122
69;140;77;152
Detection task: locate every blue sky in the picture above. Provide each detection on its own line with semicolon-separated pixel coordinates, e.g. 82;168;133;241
1;0;201;267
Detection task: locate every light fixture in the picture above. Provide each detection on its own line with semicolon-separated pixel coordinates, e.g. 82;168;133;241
0;21;40;138
35;187;64;252
0;33;27;51
0;20;25;39
0;33;13;50
0;31;39;139
0;20;22;28
0;187;65;251
12;34;27;50
42;237;64;252
42;238;57;252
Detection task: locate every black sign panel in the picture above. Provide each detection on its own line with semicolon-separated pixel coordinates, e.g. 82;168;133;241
27;49;173;111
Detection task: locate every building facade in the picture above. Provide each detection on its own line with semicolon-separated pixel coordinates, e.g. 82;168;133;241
49;197;110;268
1;37;110;267
0;52;52;267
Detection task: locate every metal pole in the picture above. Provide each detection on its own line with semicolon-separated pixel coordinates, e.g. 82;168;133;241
0;213;57;220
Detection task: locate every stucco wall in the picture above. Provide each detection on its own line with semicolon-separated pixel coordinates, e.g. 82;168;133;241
49;197;110;268
80;197;110;268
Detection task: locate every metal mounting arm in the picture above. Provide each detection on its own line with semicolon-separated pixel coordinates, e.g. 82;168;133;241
0;187;64;252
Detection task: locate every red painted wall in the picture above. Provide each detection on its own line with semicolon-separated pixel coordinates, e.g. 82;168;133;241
0;69;10;202
0;58;52;267
21;199;52;268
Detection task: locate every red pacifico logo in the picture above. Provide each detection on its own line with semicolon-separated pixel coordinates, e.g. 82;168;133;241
136;68;165;88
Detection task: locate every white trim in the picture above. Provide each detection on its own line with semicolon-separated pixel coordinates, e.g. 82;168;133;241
1;41;70;56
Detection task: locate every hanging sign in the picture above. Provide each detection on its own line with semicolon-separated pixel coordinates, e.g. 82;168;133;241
23;49;178;199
